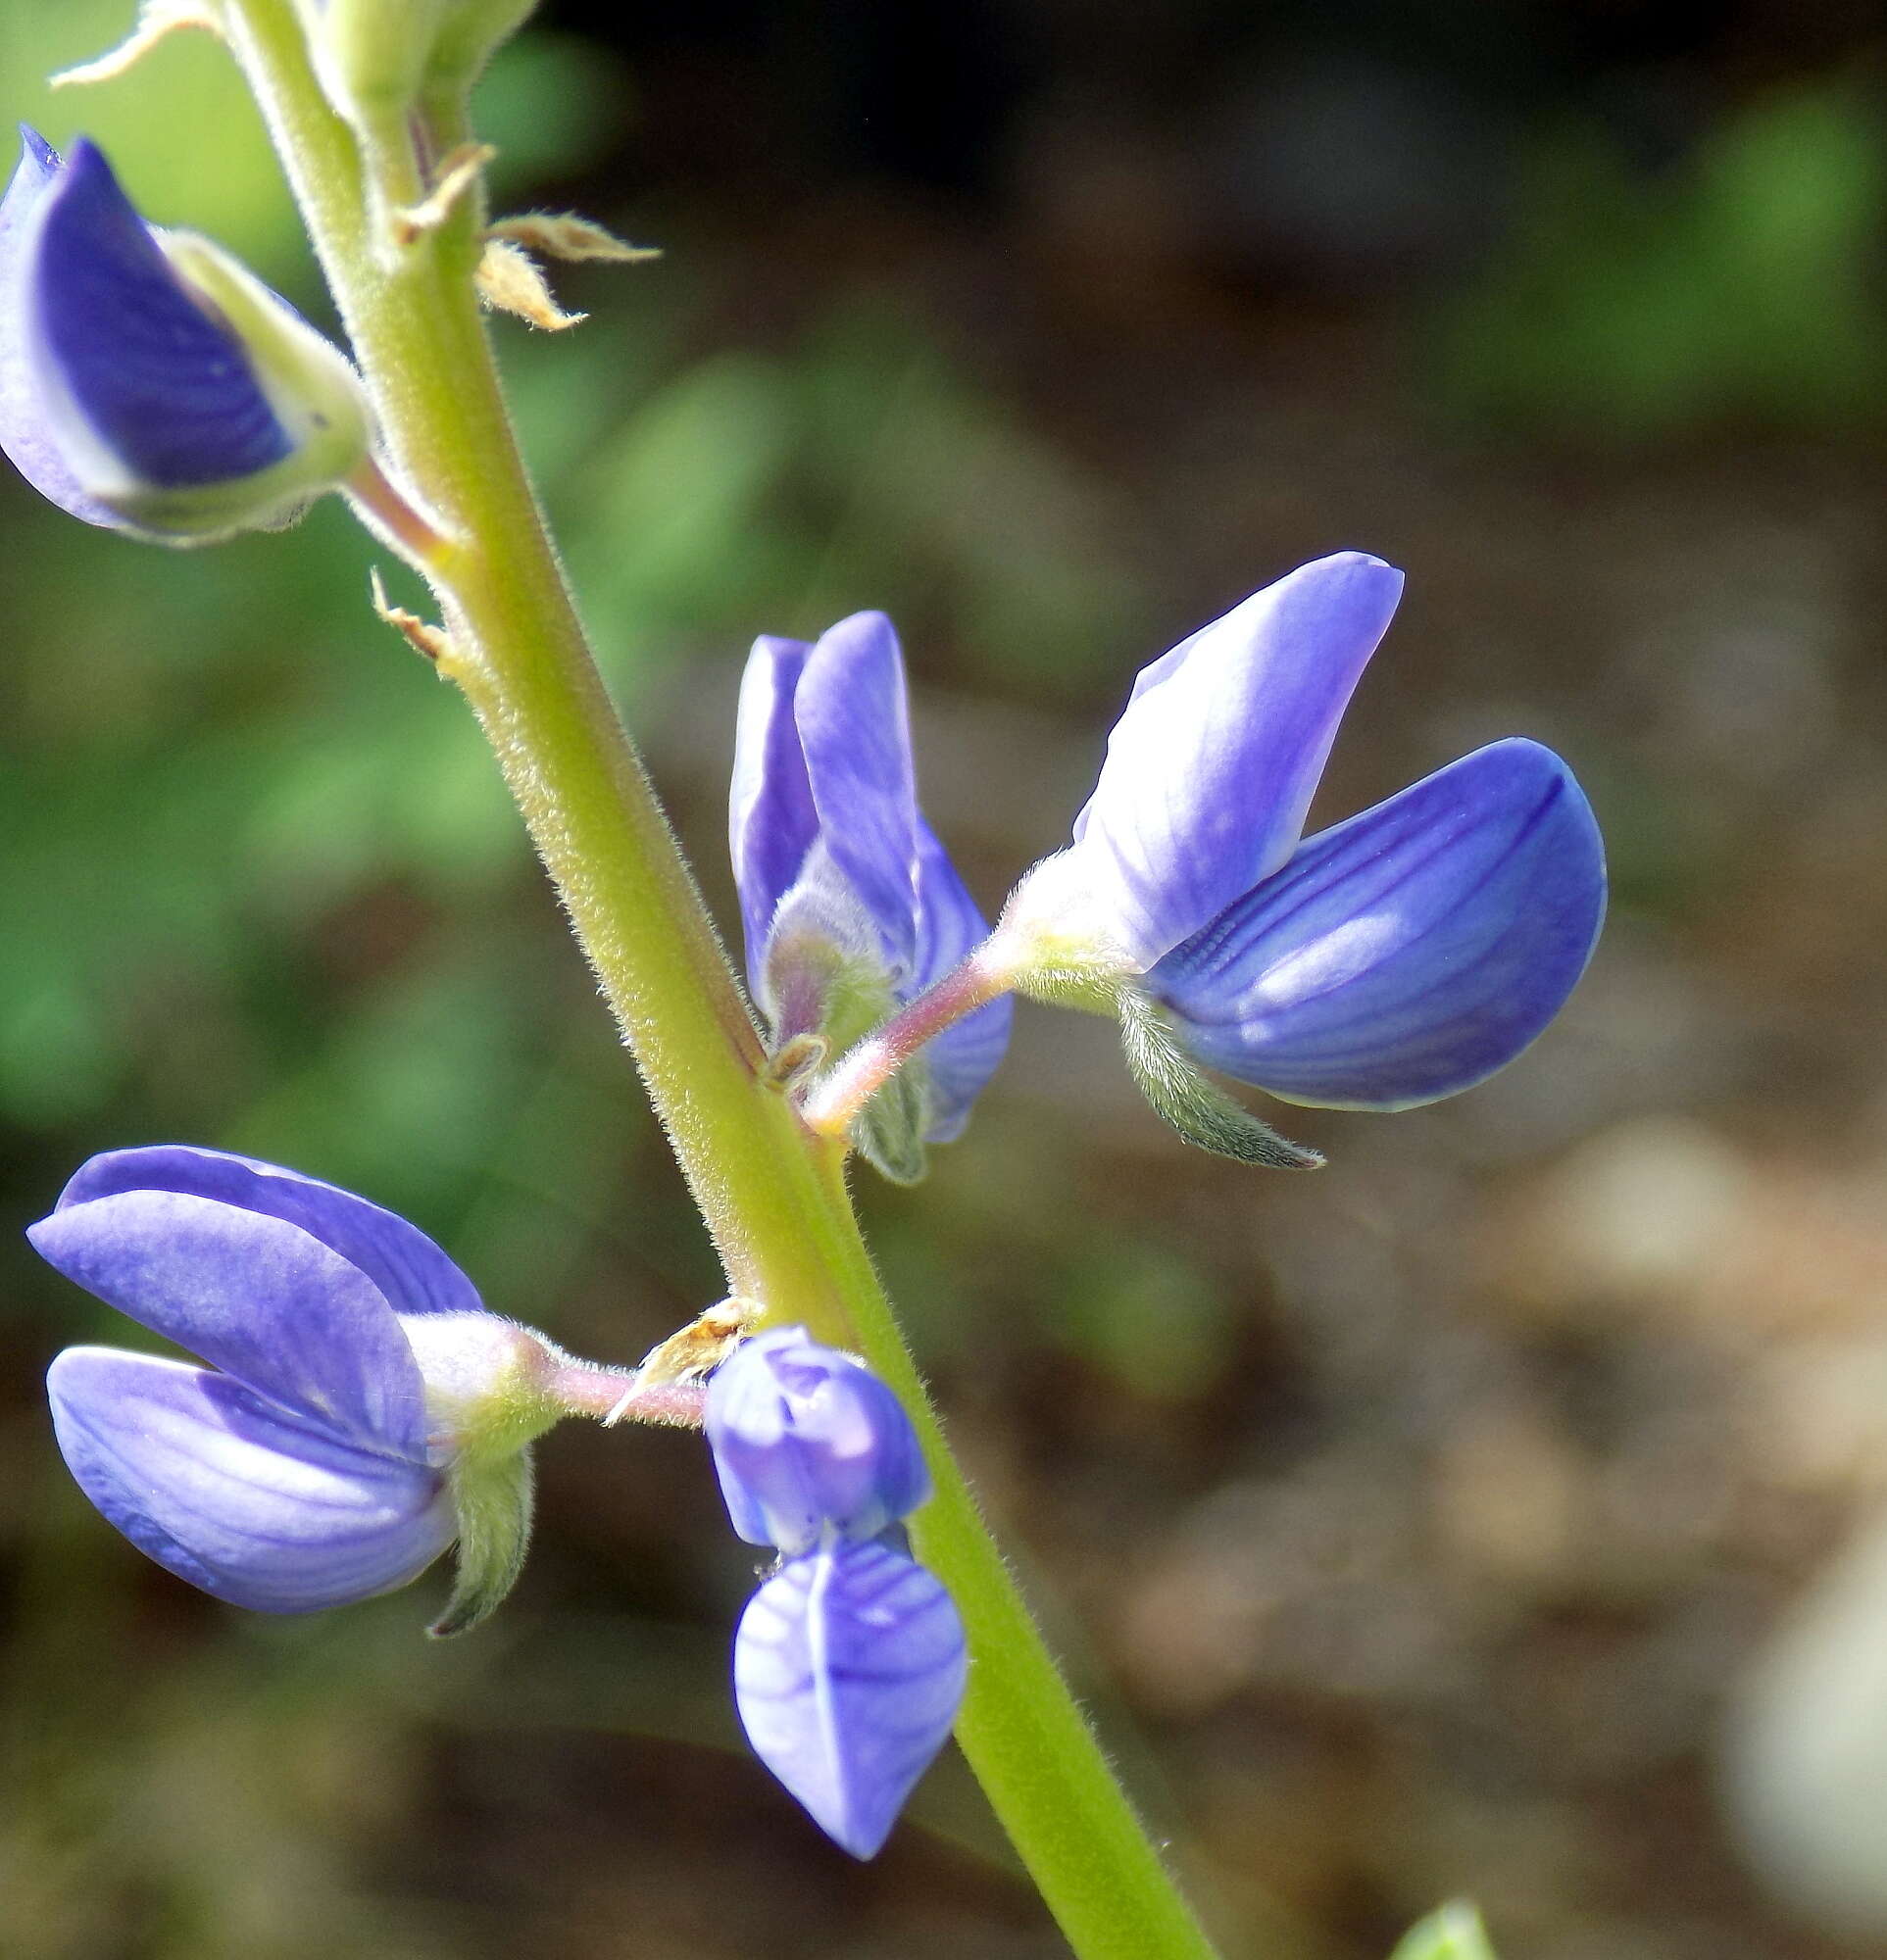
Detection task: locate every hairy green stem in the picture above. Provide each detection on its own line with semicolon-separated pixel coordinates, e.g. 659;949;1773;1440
217;8;1223;1953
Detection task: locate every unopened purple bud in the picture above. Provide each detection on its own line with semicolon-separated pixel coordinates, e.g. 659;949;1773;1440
705;1326;928;1555
1;130;370;543
707;1331;965;1857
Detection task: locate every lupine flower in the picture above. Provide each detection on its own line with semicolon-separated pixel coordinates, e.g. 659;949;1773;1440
706;1327;967;1858
0;129;371;542
730;612;1011;1174
996;552;1605;1147
31;1146;571;1633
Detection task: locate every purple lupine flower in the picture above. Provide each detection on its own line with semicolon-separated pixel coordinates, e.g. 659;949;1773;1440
999;552;1606;1125
1;129;369;541
730;613;1012;1162
706;1327;967;1858
31;1146;564;1630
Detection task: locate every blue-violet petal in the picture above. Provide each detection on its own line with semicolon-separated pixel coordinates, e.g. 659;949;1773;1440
1069;552;1404;968
706;1327;929;1554
792;612;922;977
0;126;118;525
1148;737;1606;1108
26;141;289;489
28;1188;428;1458
733;1536;968;1858
911;820;1011;1142
729;633;818;994
55;1144;484;1321
47;1347;452;1614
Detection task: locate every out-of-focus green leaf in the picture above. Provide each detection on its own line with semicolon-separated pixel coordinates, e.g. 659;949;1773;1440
569;352;799;674
795;303;1144;694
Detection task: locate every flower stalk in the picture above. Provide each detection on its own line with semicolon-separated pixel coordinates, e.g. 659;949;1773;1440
214;3;1224;1953
342;453;455;565
542;1362;706;1429
802;945;1018;1138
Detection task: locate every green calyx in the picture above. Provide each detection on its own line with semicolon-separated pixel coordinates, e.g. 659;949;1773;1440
996;897;1323;1172
988;849;1140;1005
396;1311;571;1638
819;961;936;1184
424;0;539;97
431;1446;534;1638
853;1058;932;1185
295;0;538;134
765;915;936;1183
295;0;443;125
1114;986;1324;1171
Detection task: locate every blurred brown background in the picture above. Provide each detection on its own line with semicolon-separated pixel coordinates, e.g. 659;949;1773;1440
3;1;1887;1954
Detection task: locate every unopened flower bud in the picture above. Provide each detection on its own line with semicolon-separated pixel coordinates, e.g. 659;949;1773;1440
706;1327;966;1859
294;0;537;132
0;130;371;543
705;1326;928;1555
424;0;540;98
296;0;445;137
730;616;1012;1178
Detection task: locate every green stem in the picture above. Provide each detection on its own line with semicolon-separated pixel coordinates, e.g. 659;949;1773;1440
219;9;1223;1954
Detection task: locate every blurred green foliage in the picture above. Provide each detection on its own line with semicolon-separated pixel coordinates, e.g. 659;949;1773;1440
1433;86;1887;439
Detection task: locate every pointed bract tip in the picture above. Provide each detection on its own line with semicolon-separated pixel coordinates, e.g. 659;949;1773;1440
16;124;59;172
